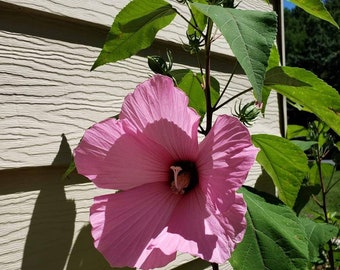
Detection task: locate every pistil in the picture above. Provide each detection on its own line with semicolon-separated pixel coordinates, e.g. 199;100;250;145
170;166;190;195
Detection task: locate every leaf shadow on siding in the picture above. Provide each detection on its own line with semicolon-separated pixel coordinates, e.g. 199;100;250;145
66;224;133;270
21;134;76;270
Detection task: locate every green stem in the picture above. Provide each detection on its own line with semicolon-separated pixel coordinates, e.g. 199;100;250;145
316;149;335;270
174;8;204;37
214;87;253;112
213;60;238;110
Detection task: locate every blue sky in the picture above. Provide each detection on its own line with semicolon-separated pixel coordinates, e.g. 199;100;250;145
284;0;296;9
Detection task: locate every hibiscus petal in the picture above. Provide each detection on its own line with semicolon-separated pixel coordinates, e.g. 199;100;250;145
142;119;199;161
197;115;258;211
74;118;127;182
74;118;173;190
149;188;246;263
90;182;180;269
120;75;200;142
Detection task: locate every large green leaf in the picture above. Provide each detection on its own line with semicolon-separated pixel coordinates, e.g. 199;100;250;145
264;66;340;136
92;0;176;70
171;69;219;118
299;217;339;263
192;3;277;102
288;0;339;28
230;187;309;270
252;134;309;207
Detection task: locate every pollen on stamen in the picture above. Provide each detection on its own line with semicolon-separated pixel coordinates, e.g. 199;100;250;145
169;162;198;195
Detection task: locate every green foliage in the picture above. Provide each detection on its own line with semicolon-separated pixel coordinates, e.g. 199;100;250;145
61;158;76;180
299;217;339;264
252;134;309;207
288;0;339;28
261;46;281;113
265;66;340;136
187;0;207;36
171;69;219;118
290;140;318;152
192;3;277;102
287;124;309;139
92;0;176;70
309;162;335;186
231;187;309;270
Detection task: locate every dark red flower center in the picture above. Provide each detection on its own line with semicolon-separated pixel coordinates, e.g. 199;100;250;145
169;161;198;195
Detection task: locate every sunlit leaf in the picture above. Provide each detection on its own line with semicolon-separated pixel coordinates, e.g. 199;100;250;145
252;134;309;207
171;69;219;118
92;0;176;70
287;124;309;139
265;66;340;136
261;46;281;114
192;3;277;102
288;0;339;28
230;187;309;270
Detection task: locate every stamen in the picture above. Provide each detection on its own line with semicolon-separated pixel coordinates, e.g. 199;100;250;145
170;165;190;195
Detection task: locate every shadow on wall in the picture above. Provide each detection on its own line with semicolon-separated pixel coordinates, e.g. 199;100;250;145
66;224;133;270
18;134;132;270
21;134;76;270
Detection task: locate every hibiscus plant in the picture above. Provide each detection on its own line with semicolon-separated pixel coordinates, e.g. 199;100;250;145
73;0;340;269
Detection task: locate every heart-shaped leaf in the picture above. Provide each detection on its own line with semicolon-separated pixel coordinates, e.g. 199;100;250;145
192;3;277;102
230;187;309;270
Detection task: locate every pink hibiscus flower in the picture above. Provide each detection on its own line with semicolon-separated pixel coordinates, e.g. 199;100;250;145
74;75;258;269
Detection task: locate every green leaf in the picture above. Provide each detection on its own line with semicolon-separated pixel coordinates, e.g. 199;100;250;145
92;0;176;70
267;45;281;71
261;46;281;114
308;162;335;186
192;3;277;102
61;158;75;180
230;187;309;270
288;0;339;28
171;69;219;118
299;217;339;263
265;66;340;136
187;0;207;36
286;124;309;139
252;134;309;207
335;142;340;151
290;140;317;152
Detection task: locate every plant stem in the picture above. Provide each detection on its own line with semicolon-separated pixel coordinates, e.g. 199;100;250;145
211;262;219;270
213;60;238;110
316;148;335;270
174;8;204;37
203;18;214;134
214;87;253;112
